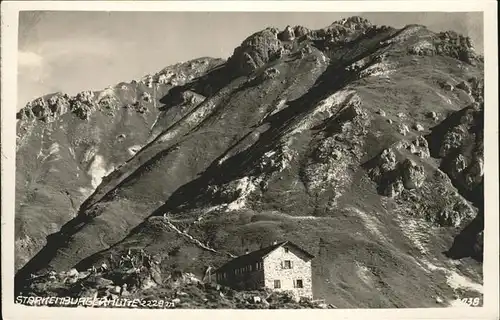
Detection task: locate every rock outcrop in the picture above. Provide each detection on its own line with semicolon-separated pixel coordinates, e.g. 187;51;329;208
15;17;485;309
227;28;283;75
401;159;426;190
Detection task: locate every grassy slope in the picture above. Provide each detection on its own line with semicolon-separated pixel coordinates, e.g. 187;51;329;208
15;59;223;271
16;24;484;308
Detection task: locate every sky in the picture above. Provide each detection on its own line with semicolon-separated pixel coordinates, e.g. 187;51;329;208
17;11;484;109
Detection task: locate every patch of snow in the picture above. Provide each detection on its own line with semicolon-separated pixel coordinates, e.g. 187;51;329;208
264;150;276;158
184;100;214;125
348;207;388;243
435;91;453;105
290;90;358;135
36;130;45;159
68;147;76;159
422;259;483;293
355;262;373;286
359;62;396;78
226;176;262;211
410;40;435;53
396;215;429;254
37;142;62;162
78;187;93;197
319;52;329;64
88;155;114;189
158;129;179;143
128;145;142;156
217;154;230;165
43;143;62;162
82;146;97;164
446;271;483;293
269;99;288;116
47;143;60;156
149;115;160;132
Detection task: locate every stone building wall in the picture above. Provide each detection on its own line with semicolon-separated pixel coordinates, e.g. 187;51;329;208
263;245;313;299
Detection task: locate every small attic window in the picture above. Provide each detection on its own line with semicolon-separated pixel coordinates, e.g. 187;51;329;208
284;247;289;253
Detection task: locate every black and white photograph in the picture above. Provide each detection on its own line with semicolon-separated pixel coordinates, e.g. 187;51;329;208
1;1;498;319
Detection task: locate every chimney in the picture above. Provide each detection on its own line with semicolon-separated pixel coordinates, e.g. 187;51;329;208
272;240;278;245
245;249;249;254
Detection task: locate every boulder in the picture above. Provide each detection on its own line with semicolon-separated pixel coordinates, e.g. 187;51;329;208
16;106;36;121
401;159;426;189
150;265;163;284
47;93;70;116
379;148;398;173
439;81;454;91
262;67;280;80
398;123;410;136
413;123;425;132
142;92;152;102
426;111;439;121
70;91;96;120
278;26;296;41
439;130;464;157
465;157;484;187
385;178;405;198
456;81;472;94
67;268;79;277
412;136;430;158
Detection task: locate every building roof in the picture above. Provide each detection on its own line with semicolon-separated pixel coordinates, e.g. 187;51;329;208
216;241;315;272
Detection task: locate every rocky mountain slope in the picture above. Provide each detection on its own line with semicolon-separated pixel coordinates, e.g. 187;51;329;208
15;17;484;308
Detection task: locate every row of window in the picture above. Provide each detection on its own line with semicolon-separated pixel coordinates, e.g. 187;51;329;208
234;260;293;275
219;259;294;280
273;279;304;289
233;261;264;276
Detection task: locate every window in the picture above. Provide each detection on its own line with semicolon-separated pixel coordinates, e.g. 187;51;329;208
274;280;281;289
283;260;292;269
295;279;304;288
284;247;289;253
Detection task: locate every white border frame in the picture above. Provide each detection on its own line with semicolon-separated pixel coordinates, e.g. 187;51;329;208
1;2;498;320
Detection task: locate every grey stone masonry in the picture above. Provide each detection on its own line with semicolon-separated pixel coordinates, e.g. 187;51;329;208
215;241;314;299
263;245;313;299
